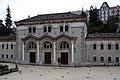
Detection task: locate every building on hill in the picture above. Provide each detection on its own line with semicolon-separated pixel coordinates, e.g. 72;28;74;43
0;11;120;66
99;2;120;23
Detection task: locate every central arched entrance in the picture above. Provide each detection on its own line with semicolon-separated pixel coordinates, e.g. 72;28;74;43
27;41;37;63
43;41;52;64
30;52;36;63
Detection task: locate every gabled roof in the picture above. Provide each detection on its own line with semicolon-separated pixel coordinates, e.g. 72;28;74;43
39;34;55;40
100;2;110;10
22;34;38;41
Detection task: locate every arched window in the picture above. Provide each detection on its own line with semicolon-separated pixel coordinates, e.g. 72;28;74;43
33;27;36;33
48;26;51;32
27;42;36;49
2;44;4;49
93;44;96;49
6;54;8;59
29;27;32;33
115;43;119;50
59;41;69;49
43;41;52;49
60;26;63;32
44;26;47;32
108;44;111;50
65;25;69;32
100;44;104;50
2;54;4;58
11;55;13;59
11;44;13;49
6;44;8;49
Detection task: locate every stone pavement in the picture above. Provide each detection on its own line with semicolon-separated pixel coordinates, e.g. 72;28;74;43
0;63;120;80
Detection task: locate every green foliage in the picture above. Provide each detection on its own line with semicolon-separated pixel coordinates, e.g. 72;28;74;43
88;6;118;33
5;5;12;28
4;5;12;35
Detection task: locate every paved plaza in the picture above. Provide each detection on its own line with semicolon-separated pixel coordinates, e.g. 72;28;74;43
0;63;120;80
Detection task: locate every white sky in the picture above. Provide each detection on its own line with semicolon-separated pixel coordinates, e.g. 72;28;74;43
0;0;120;21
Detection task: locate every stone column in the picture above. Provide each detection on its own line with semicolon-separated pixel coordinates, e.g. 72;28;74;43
22;42;25;61
53;42;56;64
71;41;74;63
36;41;40;63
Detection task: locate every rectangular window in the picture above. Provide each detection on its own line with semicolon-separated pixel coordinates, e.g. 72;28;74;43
2;54;4;58
93;57;97;62
116;57;119;62
108;57;111;62
11;55;13;59
101;57;104;62
6;54;8;59
6;44;8;49
11;44;13;49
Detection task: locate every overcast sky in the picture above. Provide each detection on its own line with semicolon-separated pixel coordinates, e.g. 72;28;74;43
0;0;120;21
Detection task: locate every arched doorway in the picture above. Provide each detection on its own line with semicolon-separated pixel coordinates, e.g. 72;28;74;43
43;41;52;64
27;42;37;63
59;41;69;65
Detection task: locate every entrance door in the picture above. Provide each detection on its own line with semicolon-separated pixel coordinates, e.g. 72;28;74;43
30;52;36;63
45;52;51;64
61;52;68;64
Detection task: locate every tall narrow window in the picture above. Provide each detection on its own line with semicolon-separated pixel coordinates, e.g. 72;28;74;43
11;44;13;49
33;27;36;33
108;44;111;50
101;44;104;50
6;54;8;59
48;26;51;32
2;54;4;58
29;27;32;33
115;43;119;50
6;44;8;49
2;44;4;49
65;25;69;32
44;26;47;32
93;44;96;49
60;26;63;32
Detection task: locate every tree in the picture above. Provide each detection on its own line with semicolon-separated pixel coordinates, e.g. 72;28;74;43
5;5;12;35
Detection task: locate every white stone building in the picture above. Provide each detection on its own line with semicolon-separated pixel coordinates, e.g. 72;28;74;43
0;11;120;66
99;2;120;23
